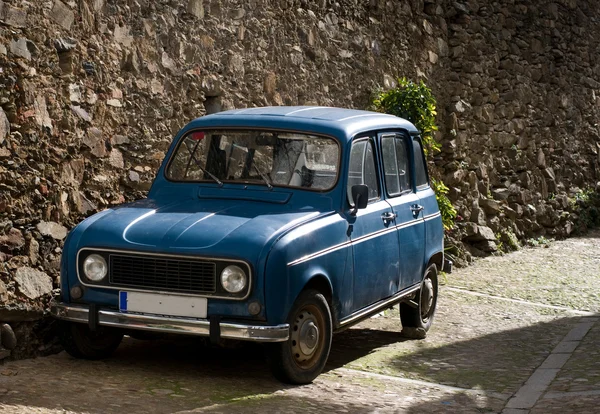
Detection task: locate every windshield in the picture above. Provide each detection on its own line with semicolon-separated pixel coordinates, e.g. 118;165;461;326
166;130;340;191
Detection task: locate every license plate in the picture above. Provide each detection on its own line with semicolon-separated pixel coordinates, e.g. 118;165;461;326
119;291;207;318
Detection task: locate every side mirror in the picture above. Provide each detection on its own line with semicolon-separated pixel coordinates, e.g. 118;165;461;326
351;184;369;214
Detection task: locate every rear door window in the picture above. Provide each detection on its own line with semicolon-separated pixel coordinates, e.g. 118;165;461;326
382;134;412;196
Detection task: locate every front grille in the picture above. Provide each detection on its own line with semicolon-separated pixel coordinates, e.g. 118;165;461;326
109;254;216;294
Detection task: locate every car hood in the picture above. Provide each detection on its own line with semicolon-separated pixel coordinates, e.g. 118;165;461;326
75;198;323;258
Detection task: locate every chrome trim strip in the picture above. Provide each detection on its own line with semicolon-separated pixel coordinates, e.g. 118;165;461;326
287;225;397;266
287;218;425;266
76;248;253;301
395;219;422;231
338;284;421;328
51;303;289;343
423;212;441;221
288;241;350;267
352;226;397;245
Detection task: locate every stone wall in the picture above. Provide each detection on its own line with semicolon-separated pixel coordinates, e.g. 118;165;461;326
435;0;600;260
0;0;599;358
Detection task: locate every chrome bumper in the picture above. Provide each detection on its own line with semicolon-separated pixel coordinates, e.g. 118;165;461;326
51;303;289;343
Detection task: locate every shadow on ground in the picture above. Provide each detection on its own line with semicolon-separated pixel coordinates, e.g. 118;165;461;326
329;314;576;394
0;314;595;413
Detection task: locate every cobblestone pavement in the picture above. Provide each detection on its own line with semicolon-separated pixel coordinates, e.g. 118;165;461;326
1;231;599;413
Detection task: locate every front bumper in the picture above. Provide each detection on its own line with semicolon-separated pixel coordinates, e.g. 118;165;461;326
51;303;289;343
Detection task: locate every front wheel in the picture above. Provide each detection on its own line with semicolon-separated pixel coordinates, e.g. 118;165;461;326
400;263;438;332
59;322;123;360
267;289;332;384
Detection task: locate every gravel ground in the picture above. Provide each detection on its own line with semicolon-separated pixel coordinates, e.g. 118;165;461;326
448;229;600;312
1;232;599;413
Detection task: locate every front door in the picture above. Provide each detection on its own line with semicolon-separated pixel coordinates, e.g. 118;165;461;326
380;133;426;289
347;137;400;311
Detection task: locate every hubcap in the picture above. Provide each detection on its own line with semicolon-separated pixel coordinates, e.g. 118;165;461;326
421;277;435;319
291;308;322;367
299;320;319;355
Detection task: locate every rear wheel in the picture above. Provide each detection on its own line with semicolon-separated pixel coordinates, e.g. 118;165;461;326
59;322;123;360
267;289;332;384
400;263;438;332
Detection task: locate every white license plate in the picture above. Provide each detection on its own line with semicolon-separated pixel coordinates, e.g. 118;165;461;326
119;291;207;318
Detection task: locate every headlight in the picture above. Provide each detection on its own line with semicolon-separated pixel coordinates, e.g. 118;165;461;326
83;254;107;281
220;265;247;294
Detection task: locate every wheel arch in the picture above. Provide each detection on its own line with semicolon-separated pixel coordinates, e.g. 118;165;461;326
427;250;444;273
293;273;337;328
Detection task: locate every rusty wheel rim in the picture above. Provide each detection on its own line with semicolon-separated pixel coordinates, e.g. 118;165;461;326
420;276;435;323
290;304;325;369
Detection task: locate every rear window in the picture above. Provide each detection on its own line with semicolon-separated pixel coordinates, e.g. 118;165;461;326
412;138;429;188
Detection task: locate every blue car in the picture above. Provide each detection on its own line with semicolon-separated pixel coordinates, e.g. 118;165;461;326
52;106;444;384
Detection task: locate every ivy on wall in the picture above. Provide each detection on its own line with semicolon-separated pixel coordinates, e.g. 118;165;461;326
372;78;457;230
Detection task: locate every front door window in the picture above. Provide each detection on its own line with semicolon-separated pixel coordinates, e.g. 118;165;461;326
347;139;379;204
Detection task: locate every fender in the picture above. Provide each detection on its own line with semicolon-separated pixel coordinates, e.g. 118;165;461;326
262;212;351;325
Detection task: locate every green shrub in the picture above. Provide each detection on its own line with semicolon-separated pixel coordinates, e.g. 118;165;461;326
572;188;600;230
431;178;457;231
372;78;456;230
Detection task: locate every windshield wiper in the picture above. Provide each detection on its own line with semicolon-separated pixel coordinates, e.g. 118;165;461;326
253;163;273;189
183;144;223;186
196;162;223;186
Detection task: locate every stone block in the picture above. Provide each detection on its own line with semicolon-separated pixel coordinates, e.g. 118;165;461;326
14;267;53;300
114;24;133;47
34;95;53;132
83;127;107;157
0;228;25;251
470;207;487;225
1;3;27;27
187;0;204;18
480;198;501;214
50;0;74;30
10;38;31;60
491;188;509;201
36;221;68;240
0;108;8;144
109;149;125;169
491;132;517;148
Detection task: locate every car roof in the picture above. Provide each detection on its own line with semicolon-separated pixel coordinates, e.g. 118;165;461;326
185;106;420;141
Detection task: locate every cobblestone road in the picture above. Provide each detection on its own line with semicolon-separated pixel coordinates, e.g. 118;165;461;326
1;231;599;413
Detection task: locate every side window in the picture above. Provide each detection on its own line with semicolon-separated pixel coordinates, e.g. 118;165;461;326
395;137;411;192
381;136;400;195
382;134;412;196
412;138;429;188
347;138;380;204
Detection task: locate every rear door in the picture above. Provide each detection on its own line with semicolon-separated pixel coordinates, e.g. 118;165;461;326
380;133;426;289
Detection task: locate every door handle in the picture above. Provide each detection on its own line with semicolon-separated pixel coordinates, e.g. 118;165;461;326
381;212;397;223
411;204;424;216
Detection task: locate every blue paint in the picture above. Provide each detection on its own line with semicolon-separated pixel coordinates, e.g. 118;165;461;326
119;291;127;312
60;106;443;328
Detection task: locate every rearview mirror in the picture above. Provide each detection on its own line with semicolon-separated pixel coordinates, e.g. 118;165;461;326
351;184;369;214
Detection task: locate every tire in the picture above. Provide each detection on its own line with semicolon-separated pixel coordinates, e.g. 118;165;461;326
400;263;438;332
59;322;123;360
267;289;332;384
